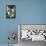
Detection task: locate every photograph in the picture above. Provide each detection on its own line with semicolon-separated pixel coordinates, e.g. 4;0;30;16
18;25;46;46
6;5;16;19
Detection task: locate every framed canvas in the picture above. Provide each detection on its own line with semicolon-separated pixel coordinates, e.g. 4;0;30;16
18;24;46;41
6;5;16;19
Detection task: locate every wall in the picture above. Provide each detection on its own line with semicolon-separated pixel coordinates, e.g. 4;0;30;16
16;0;46;24
0;0;46;45
0;0;18;44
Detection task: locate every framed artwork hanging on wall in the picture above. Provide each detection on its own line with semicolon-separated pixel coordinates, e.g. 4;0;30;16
6;5;16;19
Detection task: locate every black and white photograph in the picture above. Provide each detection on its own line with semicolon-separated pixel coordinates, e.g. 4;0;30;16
18;25;46;46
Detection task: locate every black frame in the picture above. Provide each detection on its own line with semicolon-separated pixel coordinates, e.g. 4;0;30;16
6;5;16;19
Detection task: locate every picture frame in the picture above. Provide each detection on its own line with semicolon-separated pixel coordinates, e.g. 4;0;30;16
6;5;16;19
